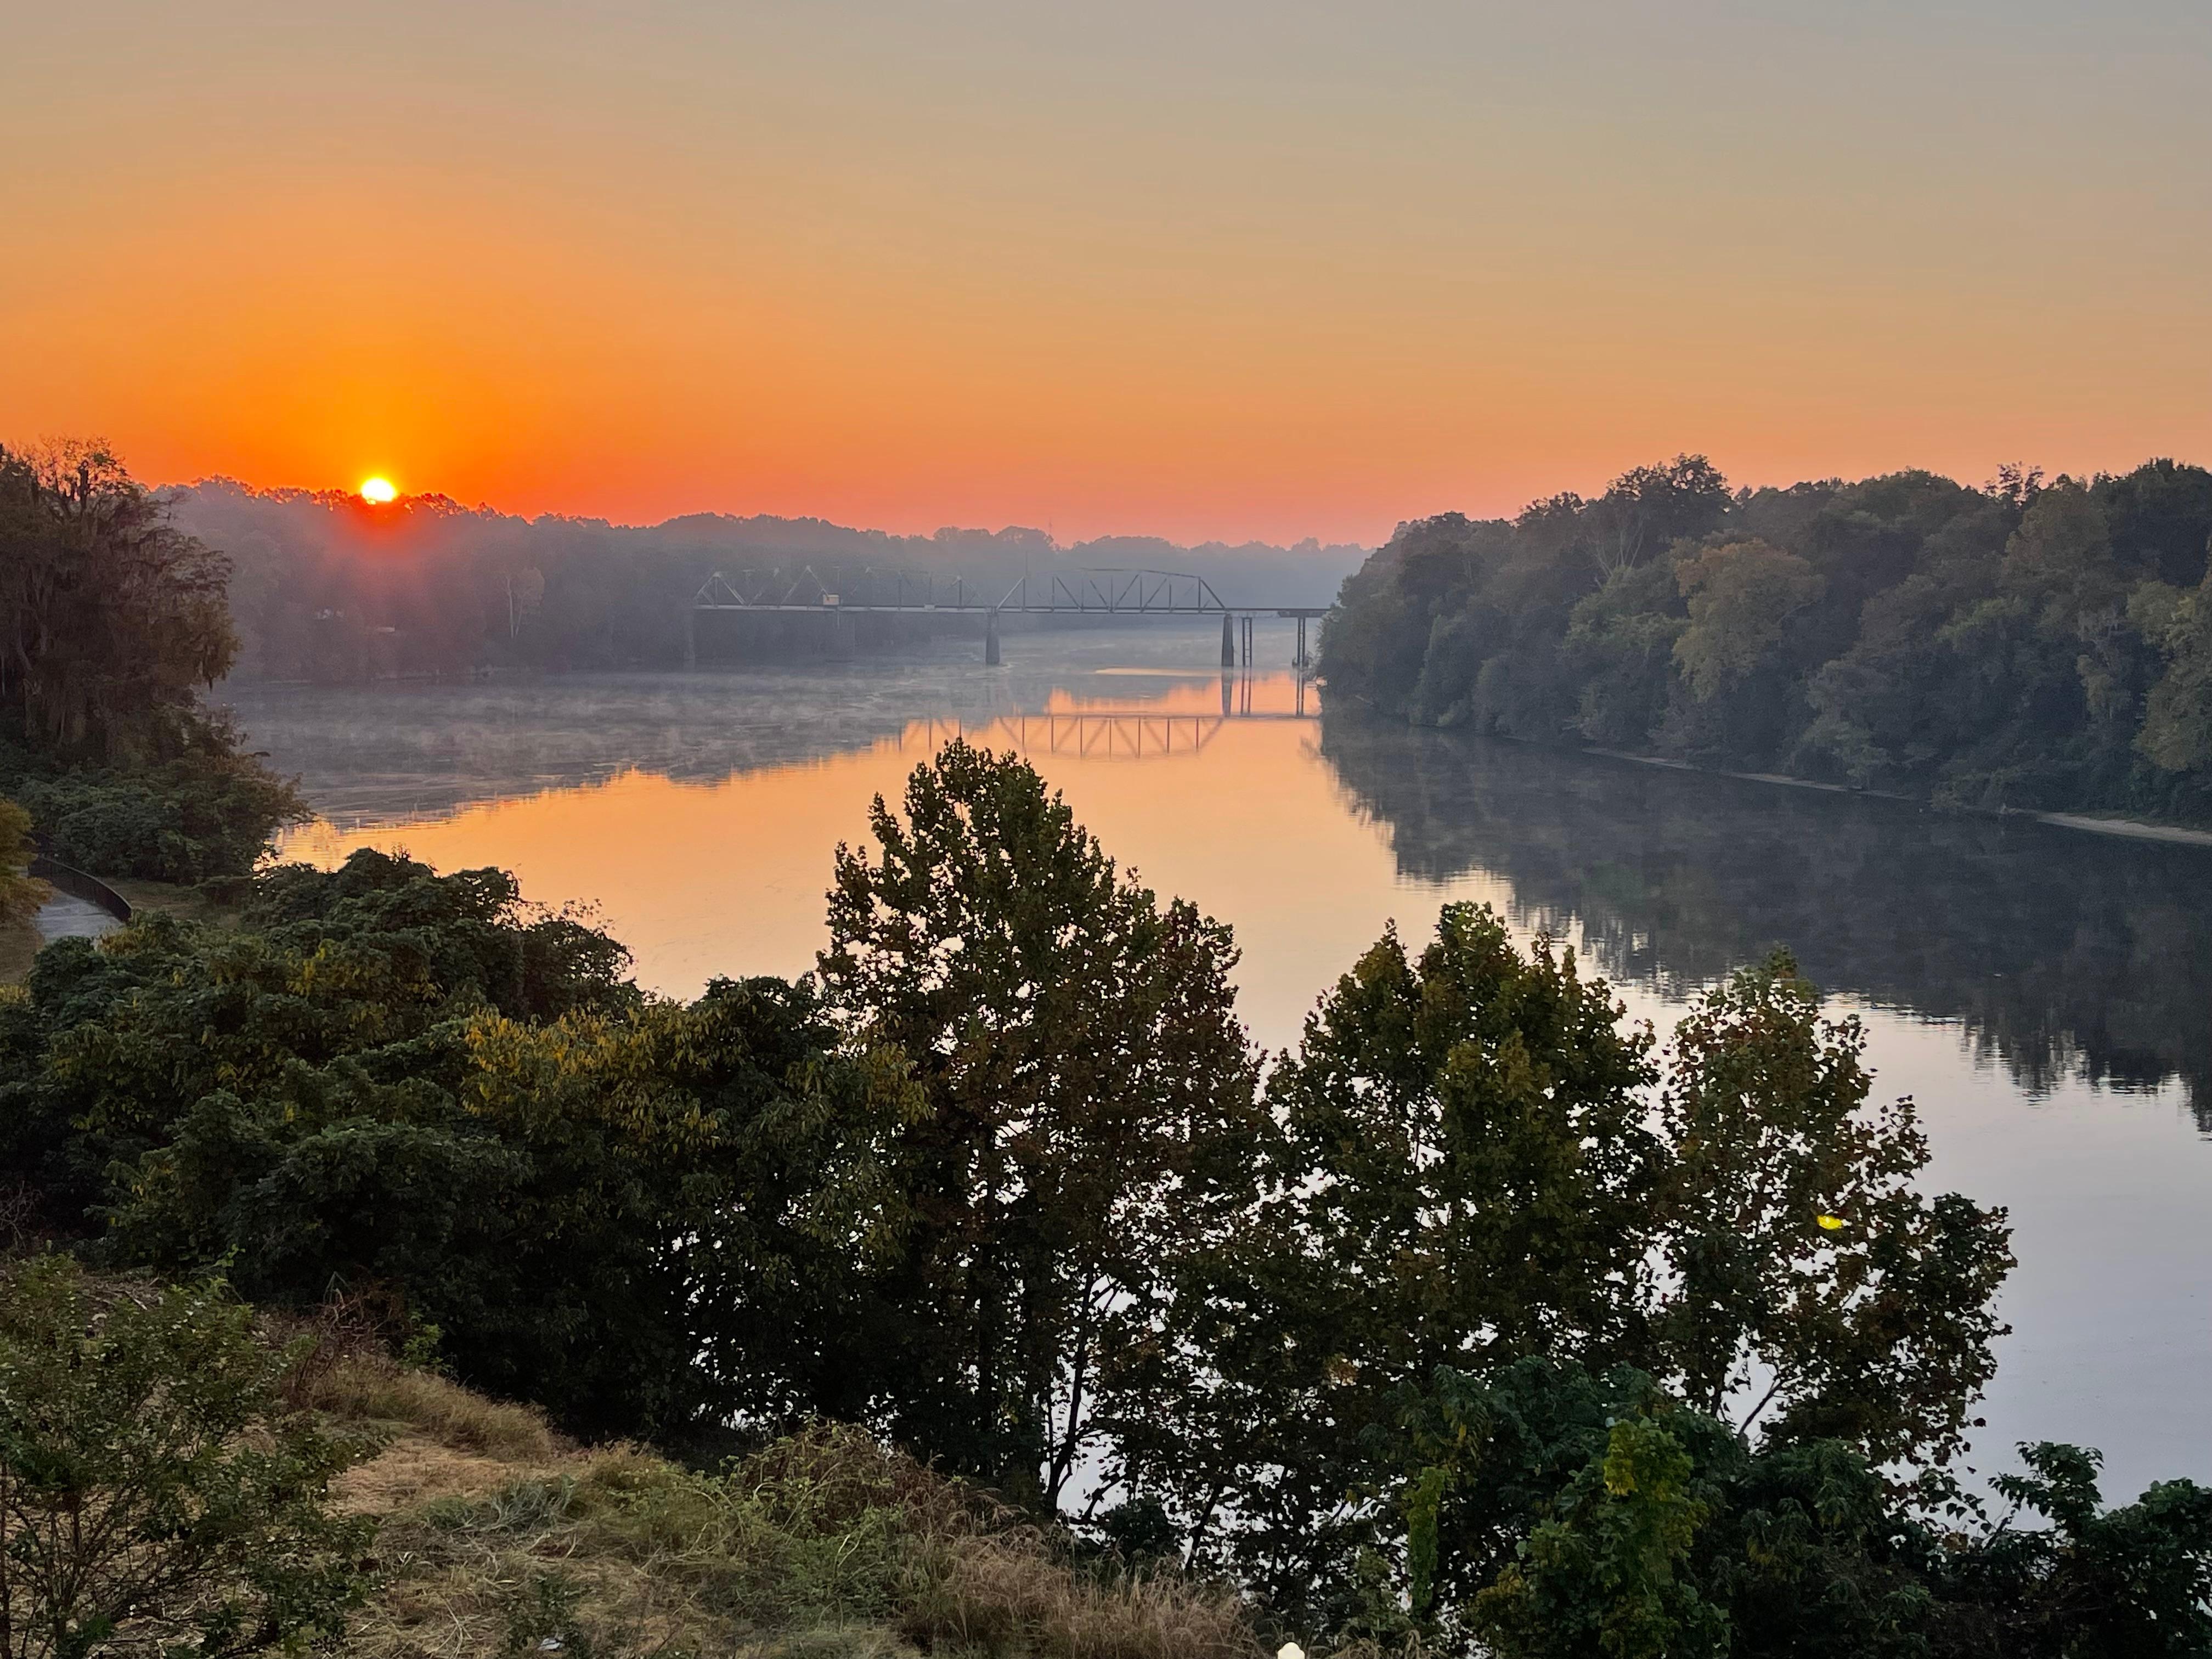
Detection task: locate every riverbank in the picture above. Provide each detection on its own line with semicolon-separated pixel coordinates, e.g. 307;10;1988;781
2030;811;2212;848
1565;742;2212;849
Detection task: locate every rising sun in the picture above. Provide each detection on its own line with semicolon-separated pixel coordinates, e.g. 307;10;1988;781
359;476;398;504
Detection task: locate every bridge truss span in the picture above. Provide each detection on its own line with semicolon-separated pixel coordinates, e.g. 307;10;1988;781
687;565;1325;668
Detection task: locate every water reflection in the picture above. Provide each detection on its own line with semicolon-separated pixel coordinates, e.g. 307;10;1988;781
1318;714;2212;1127
219;623;1310;828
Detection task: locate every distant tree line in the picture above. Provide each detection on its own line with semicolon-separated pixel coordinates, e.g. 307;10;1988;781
0;443;302;882
8;743;2210;1655
1321;457;2212;823
166;478;1363;681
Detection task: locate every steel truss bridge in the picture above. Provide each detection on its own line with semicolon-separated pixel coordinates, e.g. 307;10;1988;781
687;566;1327;668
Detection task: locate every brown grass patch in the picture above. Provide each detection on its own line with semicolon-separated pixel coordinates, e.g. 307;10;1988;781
911;1537;1260;1659
304;1353;561;1462
333;1435;555;1517
328;1401;1267;1659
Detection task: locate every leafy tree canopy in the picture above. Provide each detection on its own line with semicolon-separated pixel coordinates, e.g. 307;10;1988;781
1324;456;2212;822
0;441;303;879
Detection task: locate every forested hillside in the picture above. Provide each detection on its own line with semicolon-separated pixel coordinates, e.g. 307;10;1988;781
168;479;1364;681
1321;458;2212;822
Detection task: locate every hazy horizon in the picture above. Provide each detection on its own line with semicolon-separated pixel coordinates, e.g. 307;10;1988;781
116;447;2211;554
156;469;1369;552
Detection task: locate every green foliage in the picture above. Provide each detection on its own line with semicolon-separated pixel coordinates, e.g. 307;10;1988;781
1324;456;2212;821
1671;540;1824;703
1945;1443;2212;1656
1377;1358;2212;1659
0;843;926;1446
1473;1414;1727;1659
818;738;1264;1498
0;442;304;879
2135;571;2212;774
0;1256;373;1659
1113;910;2005;1632
0;798;42;924
1;740;306;883
1647;955;2013;1466
0;442;236;765
1563;562;1683;746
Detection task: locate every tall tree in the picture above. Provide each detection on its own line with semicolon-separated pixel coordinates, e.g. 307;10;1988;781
1647;955;2013;1468
1114;905;1662;1609
816;741;1263;1502
0;441;237;763
1116;913;2011;1630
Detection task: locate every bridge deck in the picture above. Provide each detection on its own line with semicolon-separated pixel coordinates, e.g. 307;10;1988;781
691;602;1329;616
691;565;1327;617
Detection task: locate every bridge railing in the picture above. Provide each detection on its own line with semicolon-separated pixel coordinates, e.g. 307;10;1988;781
692;566;1232;613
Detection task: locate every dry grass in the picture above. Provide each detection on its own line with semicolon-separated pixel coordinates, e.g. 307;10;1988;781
321;1389;1267;1659
308;1353;562;1463
913;1539;1259;1659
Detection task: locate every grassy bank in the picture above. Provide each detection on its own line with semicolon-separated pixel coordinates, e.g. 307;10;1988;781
307;1356;1265;1659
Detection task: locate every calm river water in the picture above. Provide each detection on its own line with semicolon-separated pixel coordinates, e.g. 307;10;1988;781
224;618;2212;1500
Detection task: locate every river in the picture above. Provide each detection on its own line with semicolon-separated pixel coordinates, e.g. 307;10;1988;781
223;617;2212;1502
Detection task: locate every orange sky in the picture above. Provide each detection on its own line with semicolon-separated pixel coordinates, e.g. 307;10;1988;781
4;2;2208;544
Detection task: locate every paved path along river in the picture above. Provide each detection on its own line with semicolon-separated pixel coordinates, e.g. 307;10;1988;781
34;890;122;945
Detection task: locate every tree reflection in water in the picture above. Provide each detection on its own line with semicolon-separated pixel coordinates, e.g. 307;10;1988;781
1319;713;2212;1128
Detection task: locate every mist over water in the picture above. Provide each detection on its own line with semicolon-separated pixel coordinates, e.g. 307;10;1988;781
225;618;2212;1502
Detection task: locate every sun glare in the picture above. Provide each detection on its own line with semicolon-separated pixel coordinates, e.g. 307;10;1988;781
359;476;398;504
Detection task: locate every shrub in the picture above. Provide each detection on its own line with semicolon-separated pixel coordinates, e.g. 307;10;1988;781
0;1257;375;1659
2;742;305;883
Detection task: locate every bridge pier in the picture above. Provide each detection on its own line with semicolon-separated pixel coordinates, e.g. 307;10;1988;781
1220;614;1235;667
1294;613;1308;670
985;608;1002;666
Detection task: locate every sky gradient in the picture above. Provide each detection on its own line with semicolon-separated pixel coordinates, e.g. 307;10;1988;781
5;1;2208;544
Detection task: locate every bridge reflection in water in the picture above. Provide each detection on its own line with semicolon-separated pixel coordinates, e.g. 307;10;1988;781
895;673;1317;761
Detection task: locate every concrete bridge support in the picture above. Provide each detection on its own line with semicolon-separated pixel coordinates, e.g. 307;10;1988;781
1221;614;1236;667
985;608;1002;665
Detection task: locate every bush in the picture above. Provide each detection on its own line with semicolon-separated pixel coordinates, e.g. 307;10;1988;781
1;739;305;883
0;1257;375;1659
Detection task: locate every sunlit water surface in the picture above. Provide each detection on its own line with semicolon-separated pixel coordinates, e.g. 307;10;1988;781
224;620;2212;1502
